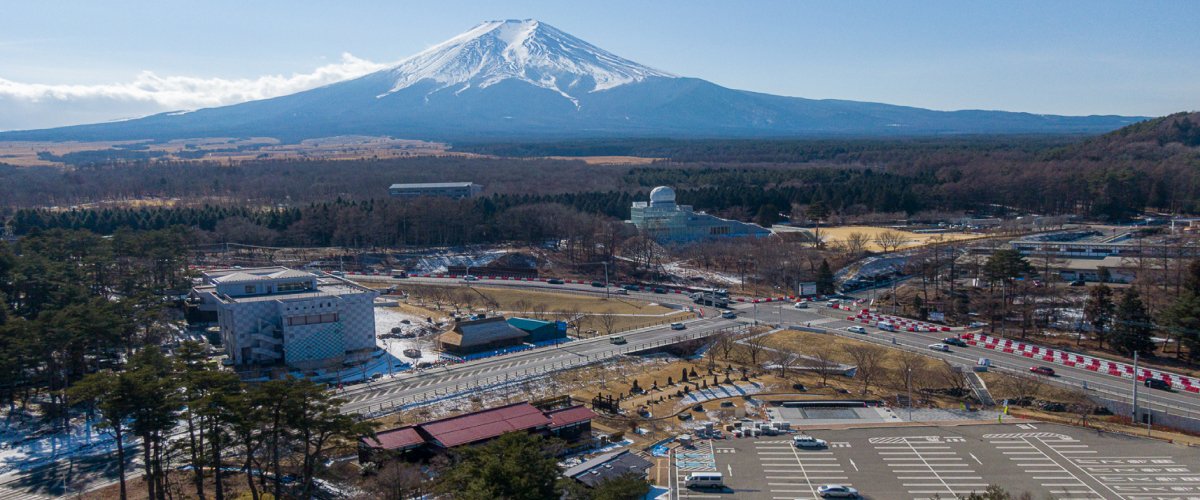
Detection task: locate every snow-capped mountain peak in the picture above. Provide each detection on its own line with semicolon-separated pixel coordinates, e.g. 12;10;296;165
381;19;674;104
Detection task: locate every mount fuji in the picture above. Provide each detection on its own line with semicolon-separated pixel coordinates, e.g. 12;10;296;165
2;19;1142;142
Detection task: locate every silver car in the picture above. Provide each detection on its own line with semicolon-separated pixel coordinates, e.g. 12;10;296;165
817;484;859;498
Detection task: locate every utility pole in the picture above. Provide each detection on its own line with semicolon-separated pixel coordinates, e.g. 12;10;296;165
604;261;610;299
1132;351;1139;425
907;367;913;421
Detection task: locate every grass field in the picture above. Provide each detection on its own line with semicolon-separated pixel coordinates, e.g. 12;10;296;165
811;225;984;251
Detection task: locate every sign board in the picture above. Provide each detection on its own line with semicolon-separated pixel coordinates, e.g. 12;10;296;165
929;312;946;322
798;282;817;296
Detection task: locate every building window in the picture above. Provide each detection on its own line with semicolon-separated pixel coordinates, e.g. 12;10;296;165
277;281;307;292
244;285;256;294
286;313;339;326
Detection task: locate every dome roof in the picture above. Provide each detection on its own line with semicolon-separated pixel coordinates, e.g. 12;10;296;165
649;186;676;205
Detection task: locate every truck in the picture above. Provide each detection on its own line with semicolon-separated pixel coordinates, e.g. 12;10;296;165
693;293;730;308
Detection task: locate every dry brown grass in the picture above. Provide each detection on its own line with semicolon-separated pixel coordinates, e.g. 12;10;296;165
813;225;984;251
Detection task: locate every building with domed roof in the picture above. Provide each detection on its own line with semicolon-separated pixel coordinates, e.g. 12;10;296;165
629;186;771;243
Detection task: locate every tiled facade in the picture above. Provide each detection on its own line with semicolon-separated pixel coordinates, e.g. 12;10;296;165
192;267;378;371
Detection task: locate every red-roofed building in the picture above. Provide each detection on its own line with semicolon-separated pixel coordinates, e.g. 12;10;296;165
360;401;596;463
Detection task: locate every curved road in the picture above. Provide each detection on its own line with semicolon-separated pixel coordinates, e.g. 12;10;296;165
363;274;1200;420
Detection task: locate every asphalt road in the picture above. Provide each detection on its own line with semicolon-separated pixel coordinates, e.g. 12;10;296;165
360;275;1200;420
340;276;743;415
755;301;1200;419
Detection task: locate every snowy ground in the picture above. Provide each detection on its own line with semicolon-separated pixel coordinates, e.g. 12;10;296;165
407;249;507;274
0;409;122;476
661;261;740;286
677;382;763;409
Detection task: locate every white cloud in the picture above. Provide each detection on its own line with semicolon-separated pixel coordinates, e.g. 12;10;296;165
0;53;390;130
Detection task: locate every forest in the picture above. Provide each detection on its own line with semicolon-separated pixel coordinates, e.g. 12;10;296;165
3;114;1198;231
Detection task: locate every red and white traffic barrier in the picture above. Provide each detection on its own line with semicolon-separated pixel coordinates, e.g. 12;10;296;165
959;332;1199;393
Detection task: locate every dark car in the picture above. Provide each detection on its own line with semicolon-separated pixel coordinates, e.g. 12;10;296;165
653;287;667;294
792;383;808;392
1069;280;1086;287
1030;366;1056;377
1144;378;1171;391
591;281;605;287
942;337;968;347
623;284;640;291
547;278;565;284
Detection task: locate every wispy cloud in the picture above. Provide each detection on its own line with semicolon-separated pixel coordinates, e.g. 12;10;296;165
0;53;389;129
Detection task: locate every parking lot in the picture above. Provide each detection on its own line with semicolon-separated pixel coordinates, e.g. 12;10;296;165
668;422;1200;500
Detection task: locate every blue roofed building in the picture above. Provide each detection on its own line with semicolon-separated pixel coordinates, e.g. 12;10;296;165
507;317;567;343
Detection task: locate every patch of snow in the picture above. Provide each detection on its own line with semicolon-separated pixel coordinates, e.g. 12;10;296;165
379;19;674;104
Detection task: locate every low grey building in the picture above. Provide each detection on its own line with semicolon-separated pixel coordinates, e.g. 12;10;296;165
388;182;482;199
191;267;378;371
564;450;654;488
629;186;771;243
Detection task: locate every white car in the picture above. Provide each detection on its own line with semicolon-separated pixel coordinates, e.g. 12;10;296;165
462;275;479;282
846;326;867;334
671;322;686;330
928;343;951;352
792;435;828;448
817;484;859;498
794;301;808;309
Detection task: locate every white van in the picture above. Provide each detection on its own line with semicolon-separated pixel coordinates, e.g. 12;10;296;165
876;321;897;332
684;472;724;489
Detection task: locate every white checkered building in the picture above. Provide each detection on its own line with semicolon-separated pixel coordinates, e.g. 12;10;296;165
192;267;378;371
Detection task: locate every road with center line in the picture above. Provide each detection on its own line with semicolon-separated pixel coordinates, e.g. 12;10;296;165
756;297;1200;420
353;275;1200;420
339;276;744;415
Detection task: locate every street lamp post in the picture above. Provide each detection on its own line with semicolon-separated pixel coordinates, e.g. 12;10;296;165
907;367;913;421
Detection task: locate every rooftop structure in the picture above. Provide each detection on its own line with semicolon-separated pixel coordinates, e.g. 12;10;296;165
191;267;378;371
629;185;770;243
564;450;655;488
361;401;595;459
388;182;482;199
1010;229;1200;259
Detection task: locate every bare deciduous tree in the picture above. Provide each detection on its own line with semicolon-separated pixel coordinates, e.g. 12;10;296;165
998;373;1045;405
597;311;619;336
845;231;872;256
875;230;908;253
770;348;795;378
808;340;839;387
842;344;886;395
742;333;769;367
715;331;737;362
895;350;931;394
934;362;968;395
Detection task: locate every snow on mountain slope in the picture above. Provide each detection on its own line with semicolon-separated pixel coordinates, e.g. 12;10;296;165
381;19;673;105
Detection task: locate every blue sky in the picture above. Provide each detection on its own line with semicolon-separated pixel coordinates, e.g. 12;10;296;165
2;0;1197;130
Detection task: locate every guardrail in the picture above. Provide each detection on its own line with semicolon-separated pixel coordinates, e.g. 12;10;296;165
961;332;1200;393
